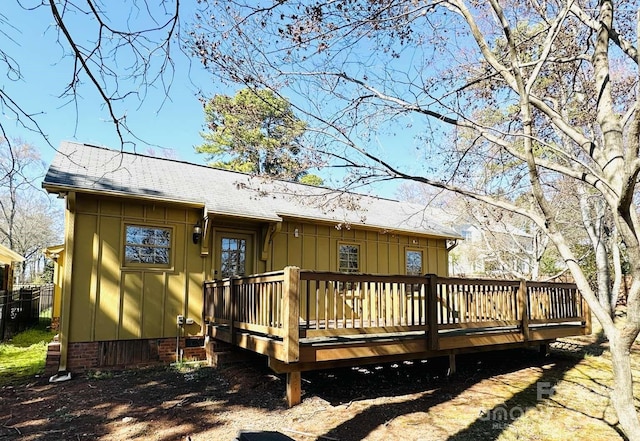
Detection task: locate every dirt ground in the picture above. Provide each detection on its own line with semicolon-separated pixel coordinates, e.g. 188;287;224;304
0;338;631;441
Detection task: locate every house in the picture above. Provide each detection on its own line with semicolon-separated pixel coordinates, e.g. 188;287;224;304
450;219;551;279
42;141;460;373
0;244;25;339
0;243;24;293
43;142;591;405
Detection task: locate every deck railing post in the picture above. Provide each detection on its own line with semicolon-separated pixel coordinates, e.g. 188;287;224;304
283;266;300;363
230;277;238;344
427;275;439;350
283;266;301;407
202;283;208;336
518;279;530;341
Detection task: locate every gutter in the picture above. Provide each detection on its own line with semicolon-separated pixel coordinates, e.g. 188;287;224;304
49;192;75;383
42;183;205;209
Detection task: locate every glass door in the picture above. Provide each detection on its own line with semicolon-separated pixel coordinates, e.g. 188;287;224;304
217;233;253;278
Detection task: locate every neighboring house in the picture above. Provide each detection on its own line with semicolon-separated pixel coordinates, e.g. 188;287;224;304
450;223;538;279
0;243;24;293
0;244;25;339
42;141;460;373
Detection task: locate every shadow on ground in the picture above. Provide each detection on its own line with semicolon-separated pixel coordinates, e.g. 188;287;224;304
1;338;620;441
304;341;612;441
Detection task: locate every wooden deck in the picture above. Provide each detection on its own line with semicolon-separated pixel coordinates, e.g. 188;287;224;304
203;267;590;406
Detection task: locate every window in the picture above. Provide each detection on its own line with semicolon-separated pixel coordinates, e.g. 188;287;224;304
124;225;171;266
220;237;247;278
406;250;423;275
339;244;360;273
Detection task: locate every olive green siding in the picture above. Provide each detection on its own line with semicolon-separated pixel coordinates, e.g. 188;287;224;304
268;221;449;321
65;194;450;344
68;194;205;343
269;221;449;276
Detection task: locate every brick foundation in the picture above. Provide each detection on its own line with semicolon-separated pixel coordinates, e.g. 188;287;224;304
44;341;61;376
204;336;256;366
45;337;207;373
67;341;100;370
158;337;207;363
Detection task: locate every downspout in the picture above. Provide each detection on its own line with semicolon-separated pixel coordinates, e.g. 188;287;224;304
176;315;184;363
50;192;75;382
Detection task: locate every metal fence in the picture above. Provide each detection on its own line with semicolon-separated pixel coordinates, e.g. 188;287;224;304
0;283;54;340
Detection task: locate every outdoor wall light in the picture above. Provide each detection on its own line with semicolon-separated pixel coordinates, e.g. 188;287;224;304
191;216;209;245
192;223;203;244
192;215;210;244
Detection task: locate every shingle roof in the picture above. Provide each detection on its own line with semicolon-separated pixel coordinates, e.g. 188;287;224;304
43;141;460;239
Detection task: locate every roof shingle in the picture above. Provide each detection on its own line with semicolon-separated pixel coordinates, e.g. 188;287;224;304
43;141;460;239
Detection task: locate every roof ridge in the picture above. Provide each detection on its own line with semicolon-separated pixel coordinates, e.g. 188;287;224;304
47;141;461;239
60;141;406;204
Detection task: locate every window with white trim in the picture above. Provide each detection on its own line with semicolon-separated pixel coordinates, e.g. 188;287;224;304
339;244;360;273
124;225;172;266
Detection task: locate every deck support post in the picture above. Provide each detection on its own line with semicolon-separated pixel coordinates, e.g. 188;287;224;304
448;353;456;376
286;371;302;407
518;279;530;341
283;267;301;406
539;343;549;357
582;295;592;335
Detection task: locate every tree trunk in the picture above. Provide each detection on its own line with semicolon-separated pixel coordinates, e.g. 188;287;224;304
609;338;640;440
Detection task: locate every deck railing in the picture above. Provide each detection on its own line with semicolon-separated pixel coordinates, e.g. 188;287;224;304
298;271;433;336
203;270;287;338
527;281;583;323
435;278;522;329
203;267;589;362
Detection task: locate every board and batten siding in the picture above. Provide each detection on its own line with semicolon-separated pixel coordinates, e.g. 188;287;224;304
65;194;450;344
68;194;206;343
268;221;449;322
270;221;449;275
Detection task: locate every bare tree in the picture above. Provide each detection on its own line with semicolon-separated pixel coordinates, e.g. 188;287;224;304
0;138;61;282
459;201;551;280
4;0;638;436
1;1;182;150
398;183;554;280
191;1;640;437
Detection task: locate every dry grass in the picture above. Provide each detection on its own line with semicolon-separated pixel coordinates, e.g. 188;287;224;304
2;333;639;440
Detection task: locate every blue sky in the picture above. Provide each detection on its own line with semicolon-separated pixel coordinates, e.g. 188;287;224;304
2;2;215;168
2;2;429;200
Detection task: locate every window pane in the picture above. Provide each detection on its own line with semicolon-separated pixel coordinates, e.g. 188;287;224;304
406;251;422;275
221;237;247;278
339;244;359;273
124;225;171;265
